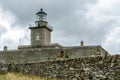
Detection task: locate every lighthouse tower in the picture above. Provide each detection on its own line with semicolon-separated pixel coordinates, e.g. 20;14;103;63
29;8;53;47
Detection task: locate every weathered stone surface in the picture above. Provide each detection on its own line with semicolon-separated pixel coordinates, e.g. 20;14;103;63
0;45;109;64
0;43;119;80
0;55;119;80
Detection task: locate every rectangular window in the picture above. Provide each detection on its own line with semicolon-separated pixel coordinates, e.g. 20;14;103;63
36;35;40;40
35;33;40;40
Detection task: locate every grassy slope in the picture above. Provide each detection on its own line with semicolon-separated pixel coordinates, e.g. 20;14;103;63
0;73;56;80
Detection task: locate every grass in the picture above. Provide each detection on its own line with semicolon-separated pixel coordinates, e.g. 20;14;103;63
0;73;57;80
0;74;6;80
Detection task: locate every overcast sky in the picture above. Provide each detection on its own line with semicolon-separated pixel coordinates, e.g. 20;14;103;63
0;0;120;54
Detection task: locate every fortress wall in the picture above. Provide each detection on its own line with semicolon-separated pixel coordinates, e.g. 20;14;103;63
0;46;109;64
63;46;109;59
0;49;61;64
5;55;120;80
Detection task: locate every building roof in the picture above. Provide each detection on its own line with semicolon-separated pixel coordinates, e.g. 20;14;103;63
36;8;47;15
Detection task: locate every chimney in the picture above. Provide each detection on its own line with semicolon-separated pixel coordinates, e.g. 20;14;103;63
80;40;84;46
4;46;7;51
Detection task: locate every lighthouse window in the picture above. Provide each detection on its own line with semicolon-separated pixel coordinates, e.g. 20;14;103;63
35;34;40;40
36;35;39;40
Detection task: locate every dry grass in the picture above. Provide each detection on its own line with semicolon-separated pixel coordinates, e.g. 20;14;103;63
0;74;6;80
0;73;57;80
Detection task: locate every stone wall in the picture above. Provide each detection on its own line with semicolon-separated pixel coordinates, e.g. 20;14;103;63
0;45;109;64
1;55;119;80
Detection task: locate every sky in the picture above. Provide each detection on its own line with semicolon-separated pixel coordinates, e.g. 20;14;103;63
0;0;120;54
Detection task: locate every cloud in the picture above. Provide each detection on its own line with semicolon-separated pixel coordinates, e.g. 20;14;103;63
103;27;120;54
0;0;98;26
52;0;117;46
0;6;29;50
0;25;7;36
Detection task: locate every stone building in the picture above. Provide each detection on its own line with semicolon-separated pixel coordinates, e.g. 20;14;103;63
0;8;110;64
